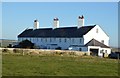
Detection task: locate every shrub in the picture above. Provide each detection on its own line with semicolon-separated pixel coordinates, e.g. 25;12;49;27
13;49;23;53
55;47;61;50
18;40;34;49
83;53;87;56
7;44;12;48
2;49;9;53
69;52;75;55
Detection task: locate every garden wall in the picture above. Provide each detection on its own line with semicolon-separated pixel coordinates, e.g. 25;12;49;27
0;48;90;56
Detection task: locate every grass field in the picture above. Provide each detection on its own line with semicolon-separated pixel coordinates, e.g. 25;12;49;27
2;54;119;76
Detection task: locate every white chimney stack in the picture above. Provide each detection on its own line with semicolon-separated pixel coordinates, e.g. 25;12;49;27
78;15;84;28
34;19;39;29
53;17;59;29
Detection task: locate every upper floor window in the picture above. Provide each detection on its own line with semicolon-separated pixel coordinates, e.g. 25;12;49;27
41;38;43;42
45;38;47;42
32;38;34;41
54;38;56;41
72;38;74;43
64;38;67;42
105;50;107;53
100;49;104;53
59;38;61;42
80;39;82;43
36;38;38;42
29;38;31;41
96;28;98;33
50;38;52;42
101;40;104;44
79;48;82;51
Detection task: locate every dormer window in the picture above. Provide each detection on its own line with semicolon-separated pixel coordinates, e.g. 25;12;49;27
96;28;98;33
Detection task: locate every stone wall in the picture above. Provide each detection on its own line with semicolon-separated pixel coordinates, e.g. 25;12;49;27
1;48;90;56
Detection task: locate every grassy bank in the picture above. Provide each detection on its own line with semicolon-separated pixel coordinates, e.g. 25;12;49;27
2;54;118;76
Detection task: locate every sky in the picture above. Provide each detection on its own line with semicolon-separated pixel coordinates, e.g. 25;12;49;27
1;2;118;47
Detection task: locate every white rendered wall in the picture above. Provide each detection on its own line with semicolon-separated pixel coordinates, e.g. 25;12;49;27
18;37;84;49
100;48;111;55
70;47;88;51
83;25;109;46
88;46;111;57
57;38;84;49
88;46;101;56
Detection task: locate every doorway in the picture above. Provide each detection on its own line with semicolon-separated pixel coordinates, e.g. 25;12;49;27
90;49;99;56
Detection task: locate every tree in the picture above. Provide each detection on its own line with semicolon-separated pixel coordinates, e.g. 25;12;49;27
7;44;12;48
19;40;34;49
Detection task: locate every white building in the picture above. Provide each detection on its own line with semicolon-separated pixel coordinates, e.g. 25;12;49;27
18;16;111;57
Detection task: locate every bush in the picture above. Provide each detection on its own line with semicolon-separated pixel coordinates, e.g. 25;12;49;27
55;47;61;50
18;40;34;49
2;49;9;53
83;53;87;56
69;52;75;55
13;49;23;53
7;44;12;48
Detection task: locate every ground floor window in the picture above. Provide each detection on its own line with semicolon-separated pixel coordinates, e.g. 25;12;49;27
79;48;81;51
105;50;107;53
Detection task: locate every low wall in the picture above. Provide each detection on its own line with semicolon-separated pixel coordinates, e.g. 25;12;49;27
0;48;90;56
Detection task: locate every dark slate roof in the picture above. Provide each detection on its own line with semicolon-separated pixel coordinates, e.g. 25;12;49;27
18;25;96;38
85;39;110;48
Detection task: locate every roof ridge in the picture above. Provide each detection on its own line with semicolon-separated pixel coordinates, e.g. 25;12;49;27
18;26;95;38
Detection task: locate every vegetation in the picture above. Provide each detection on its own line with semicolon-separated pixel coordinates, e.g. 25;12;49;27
2;54;119;76
0;39;17;48
15;39;34;49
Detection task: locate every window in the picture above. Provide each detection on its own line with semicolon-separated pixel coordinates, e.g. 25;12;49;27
45;38;47;42
96;28;98;33
105;50;107;53
50;38;52;42
59;38;61;42
31;38;33;41
21;38;23;41
29;38;31;41
64;38;67;42
72;38;74;43
80;39;82;43
33;38;34;41
100;49;104;53
54;38;56;41
79;48;82;51
37;38;38;42
41;38;43;42
101;40;104;44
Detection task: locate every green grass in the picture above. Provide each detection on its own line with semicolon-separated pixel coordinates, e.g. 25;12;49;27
2;54;119;76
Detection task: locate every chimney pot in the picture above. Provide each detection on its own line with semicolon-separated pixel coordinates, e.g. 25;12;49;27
53;17;59;29
78;15;84;28
34;19;39;29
